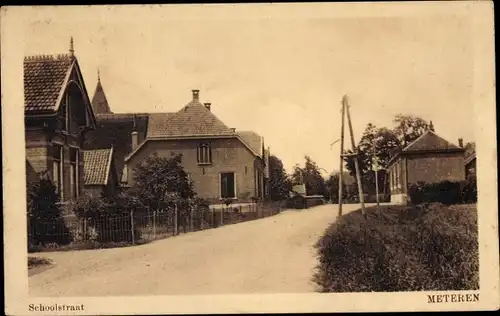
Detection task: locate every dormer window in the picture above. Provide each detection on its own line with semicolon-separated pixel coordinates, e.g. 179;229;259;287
197;143;212;165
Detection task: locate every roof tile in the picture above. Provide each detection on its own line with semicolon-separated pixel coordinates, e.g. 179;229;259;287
84;148;113;185
24;54;73;113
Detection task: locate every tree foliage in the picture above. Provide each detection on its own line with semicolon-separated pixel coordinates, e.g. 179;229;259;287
393;114;430;148
342;114;431;195
27;179;71;246
131;153;195;212
291;156;327;197
268;155;292;201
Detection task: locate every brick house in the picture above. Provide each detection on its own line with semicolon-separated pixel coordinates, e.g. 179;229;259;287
24;38;97;203
387;129;466;204
83;148;120;198
121;89;270;203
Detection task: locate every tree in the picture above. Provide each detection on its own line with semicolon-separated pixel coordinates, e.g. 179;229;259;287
268;155;292;201
132;153;195;213
326;174;347;203
27;179;71;247
291;156;328;197
393;114;430;148
343;124;401;195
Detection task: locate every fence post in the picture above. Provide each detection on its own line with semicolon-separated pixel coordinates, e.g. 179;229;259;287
190;206;194;232
153;209;157;240
130;208;135;244
83;217;87;241
174;203;178;235
220;207;224;226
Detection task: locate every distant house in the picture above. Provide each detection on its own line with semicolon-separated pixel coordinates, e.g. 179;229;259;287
24;38;97;203
85;85;270;203
83;148;119;198
387;129;466;204
464;152;477;180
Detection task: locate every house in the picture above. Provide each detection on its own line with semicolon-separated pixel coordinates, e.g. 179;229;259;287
83;148;120;198
387;129;466;204
24;38;97;203
465;152;476;180
118;89;270;203
82;72;151;189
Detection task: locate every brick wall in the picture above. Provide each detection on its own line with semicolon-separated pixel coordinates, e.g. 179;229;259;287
126;137;262;203
406;152;465;185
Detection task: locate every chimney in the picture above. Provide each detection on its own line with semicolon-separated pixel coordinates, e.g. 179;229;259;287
230;128;236;132
458;138;464;148
204;102;211;111
132;131;139;150
192;89;200;101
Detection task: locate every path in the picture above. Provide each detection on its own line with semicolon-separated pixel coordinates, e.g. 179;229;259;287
29;203;366;296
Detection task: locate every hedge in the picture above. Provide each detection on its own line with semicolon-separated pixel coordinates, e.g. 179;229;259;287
314;203;478;292
408;179;477;205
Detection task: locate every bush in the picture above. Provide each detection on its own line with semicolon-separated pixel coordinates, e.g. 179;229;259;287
73;194;142;243
27;179;71;248
408;179;477;205
314;204;478;292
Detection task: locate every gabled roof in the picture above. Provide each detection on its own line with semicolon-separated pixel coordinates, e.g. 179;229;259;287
24;52;97;128
84;148;114;185
91;77;112;114
146;101;235;138
237;131;264;157
388;130;465;166
401;130;462;152
24;54;74;113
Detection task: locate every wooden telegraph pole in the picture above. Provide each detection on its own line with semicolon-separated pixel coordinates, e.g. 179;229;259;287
337;97;346;218
343;95;366;216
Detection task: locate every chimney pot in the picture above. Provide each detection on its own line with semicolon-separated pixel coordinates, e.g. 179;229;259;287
458;138;464;148
192;89;200;101
204;102;211;111
230;128;236;132
132;131;139;150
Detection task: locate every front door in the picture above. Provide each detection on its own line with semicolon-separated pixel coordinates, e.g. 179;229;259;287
221;172;235;199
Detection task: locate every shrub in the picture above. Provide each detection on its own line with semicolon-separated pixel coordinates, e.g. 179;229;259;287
27;179;71;248
73;194;142;243
408;179;477;205
314;204;478;292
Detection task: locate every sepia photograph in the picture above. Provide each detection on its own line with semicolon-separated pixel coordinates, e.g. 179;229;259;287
2;2;498;314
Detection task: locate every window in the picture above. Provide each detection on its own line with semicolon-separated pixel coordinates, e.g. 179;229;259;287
220;172;236;199
197;143;212;164
69;148;79;200
52;145;64;199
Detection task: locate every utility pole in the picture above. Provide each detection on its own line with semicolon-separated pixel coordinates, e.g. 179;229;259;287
337;98;346;219
372;141;380;209
344;95;366;216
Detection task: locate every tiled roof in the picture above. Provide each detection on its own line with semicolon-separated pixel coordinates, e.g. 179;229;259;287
91;79;112;114
147;100;235;138
84;148;113;185
237;131;263;157
83;114;149;182
402;130;463;152
24;54;74;113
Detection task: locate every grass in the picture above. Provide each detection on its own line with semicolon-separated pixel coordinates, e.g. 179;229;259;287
314;202;479;292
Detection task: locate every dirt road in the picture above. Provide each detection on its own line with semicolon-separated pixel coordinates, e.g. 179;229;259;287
29;204;365;296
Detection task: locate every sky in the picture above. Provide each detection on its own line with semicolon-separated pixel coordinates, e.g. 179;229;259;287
22;4;476;175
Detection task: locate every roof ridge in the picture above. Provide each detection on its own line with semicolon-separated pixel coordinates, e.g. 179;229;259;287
24;53;72;62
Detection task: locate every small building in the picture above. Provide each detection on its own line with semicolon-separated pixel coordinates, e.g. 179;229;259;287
387;129;466;204
83;148;120;198
465;152;477;180
24;38;97;203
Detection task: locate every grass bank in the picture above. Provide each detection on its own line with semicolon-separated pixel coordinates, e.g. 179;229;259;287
314;203;479;292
